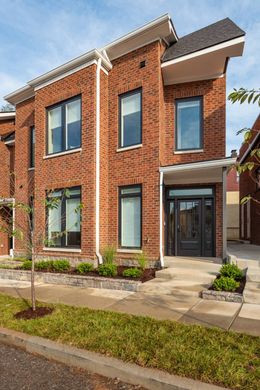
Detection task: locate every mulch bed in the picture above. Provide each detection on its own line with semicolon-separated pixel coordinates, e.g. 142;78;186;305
209;275;246;294
14;306;54;320
15;266;156;283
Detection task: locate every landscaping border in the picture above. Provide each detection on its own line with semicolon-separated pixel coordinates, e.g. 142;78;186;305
201;290;243;303
0;269;141;292
0;327;226;390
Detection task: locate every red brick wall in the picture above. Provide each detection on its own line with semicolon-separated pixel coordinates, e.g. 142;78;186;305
162;77;226;166
227;167;239;191
0;119;15;255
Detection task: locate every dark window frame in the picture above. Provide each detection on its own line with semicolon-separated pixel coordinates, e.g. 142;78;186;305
175;96;203;152
118;88;142;149
46;95;82;156
46;186;81;249
30;125;35;168
118;184;142;249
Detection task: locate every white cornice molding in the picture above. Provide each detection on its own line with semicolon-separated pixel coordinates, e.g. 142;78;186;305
0;112;16;120
160;157;237;173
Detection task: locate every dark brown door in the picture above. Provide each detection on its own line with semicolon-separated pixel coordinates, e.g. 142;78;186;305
177;199;202;256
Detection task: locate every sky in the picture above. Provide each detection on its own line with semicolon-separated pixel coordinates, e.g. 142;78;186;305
0;0;259;155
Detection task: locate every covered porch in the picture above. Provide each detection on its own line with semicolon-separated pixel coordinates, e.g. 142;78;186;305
159;157;236;266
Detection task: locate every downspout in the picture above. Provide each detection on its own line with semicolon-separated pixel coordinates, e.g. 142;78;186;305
95;57;103;264
222;167;227;261
11;198;15;258
159;171;164;268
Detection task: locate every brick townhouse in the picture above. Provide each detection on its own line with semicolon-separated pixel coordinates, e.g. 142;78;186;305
0;14;245;267
239;114;260;245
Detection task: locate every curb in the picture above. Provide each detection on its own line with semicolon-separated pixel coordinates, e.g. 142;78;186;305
0;327;226;390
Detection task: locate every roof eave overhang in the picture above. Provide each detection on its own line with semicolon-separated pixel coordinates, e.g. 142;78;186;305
161;36;245;85
0;112;16;120
160;157;236;173
103;14;177;61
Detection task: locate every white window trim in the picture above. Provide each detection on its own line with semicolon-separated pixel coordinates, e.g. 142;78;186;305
117;144;142;152
117;249;143;254
43;148;82;159
174;149;204;154
43;247;81;253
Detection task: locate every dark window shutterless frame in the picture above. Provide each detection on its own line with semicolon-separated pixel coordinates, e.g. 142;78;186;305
118;184;142;249
118;88;142;149
30;125;35;168
175;96;203;152
46;95;82;155
46;186;81;248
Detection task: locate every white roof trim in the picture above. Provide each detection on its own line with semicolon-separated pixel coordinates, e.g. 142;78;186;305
4;140;15;146
161;36;245;68
0;112;15;120
240;132;260;164
160;157;236;173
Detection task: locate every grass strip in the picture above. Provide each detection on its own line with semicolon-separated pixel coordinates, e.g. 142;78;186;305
0;293;259;389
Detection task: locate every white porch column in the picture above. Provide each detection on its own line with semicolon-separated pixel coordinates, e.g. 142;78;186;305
222;167;227;260
159;171;164;268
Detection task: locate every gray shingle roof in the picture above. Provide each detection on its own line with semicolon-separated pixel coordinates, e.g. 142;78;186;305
162;18;245;63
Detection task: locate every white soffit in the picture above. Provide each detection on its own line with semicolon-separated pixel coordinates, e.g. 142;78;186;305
162;36;245;85
0;112;16;120
103;14;176;61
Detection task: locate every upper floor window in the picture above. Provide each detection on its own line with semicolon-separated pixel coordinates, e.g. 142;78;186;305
47;96;81;155
175;97;203;151
30;126;35;168
119;89;142;148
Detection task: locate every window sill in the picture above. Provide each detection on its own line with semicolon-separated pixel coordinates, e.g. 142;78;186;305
43;148;82;159
117;249;142;254
174;149;204;154
117;144;142;153
43;247;81;253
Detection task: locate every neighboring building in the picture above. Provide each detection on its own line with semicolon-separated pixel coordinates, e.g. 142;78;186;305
226;157;239;240
239;114;260;245
1;14;245;266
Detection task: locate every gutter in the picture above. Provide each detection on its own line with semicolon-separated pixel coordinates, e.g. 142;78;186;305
159;171;164;268
95;58;102;264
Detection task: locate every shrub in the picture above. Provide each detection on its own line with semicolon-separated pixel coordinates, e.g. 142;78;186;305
21;260;32;270
102;245;116;264
213;276;239;292
35;260;53;271
98;263;117;277
220;264;243;281
52;259;70;272
135;252;147;271
122;267;142;278
76;262;94;274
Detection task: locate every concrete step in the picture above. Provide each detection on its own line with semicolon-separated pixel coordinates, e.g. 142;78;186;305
243;282;260;304
138;278;209;297
247;269;260;283
155;268;218;283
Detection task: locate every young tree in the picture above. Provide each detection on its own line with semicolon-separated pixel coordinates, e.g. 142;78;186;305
0;173;82;311
228;88;260;205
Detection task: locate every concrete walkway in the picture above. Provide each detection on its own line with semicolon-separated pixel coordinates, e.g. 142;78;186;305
1;279;260;337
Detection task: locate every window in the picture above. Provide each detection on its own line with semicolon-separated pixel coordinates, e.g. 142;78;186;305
119;89;142;148
169;188;213;197
30;126;35;168
47;96;81;154
47;187;81;248
176;97;203;151
119;185;142;248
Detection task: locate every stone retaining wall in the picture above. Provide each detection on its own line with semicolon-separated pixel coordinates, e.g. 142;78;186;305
0;269;141;292
202;289;243;303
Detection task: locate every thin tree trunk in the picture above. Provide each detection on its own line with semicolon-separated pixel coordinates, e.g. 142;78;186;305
31;248;36;311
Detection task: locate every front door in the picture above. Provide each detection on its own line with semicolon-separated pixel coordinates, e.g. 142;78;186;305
166;187;215;257
177;199;201;256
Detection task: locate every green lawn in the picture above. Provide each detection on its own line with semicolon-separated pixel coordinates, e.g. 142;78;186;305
0;293;259;389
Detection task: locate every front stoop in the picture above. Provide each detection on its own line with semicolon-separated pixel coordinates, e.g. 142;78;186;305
138;257;221;297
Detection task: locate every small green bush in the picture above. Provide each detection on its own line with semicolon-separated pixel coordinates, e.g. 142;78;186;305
76;262;94;274
220;264;243;281
21;260;32;270
122;267;142;278
102;245;116;264
52;259;70;272
135;252;147;270
98;263;117;277
35;260;53;271
213;276;239;292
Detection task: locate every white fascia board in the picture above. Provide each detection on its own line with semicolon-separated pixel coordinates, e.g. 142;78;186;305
103;13;171;52
161;36;245;68
160;157;236;173
240;132;260;164
4;140;15;146
4;85;34;106
0;112;16;120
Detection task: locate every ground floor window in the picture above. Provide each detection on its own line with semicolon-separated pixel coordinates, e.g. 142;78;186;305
46;186;81;248
119;185;142;249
